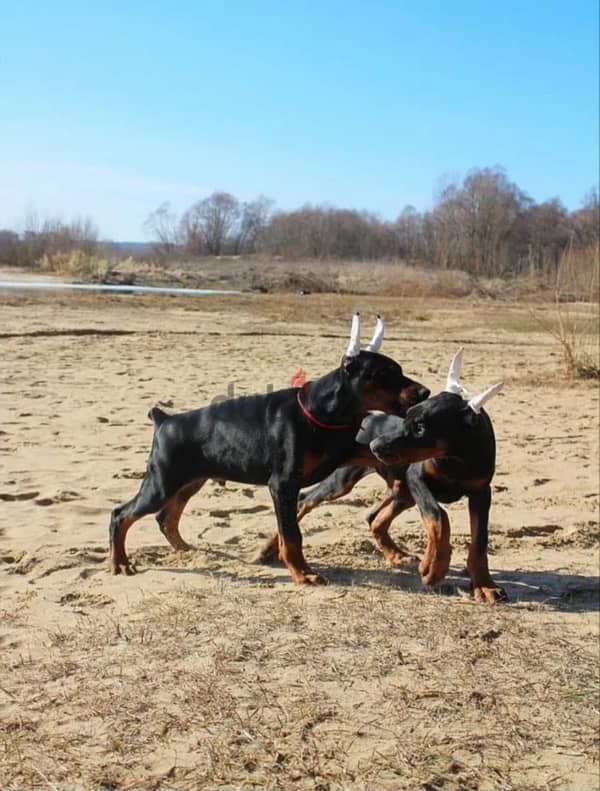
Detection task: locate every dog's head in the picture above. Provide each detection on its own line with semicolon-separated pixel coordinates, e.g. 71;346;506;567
369;350;503;464
341;314;430;413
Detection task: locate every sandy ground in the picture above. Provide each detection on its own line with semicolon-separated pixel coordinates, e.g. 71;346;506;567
0;290;598;790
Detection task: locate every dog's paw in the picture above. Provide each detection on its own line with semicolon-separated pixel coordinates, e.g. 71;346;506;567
304;572;328;585
109;558;137;576
386;551;420;571
293;571;327;585
472;585;509;605
420;556;451;587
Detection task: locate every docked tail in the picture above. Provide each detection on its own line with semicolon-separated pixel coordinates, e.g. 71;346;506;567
148;406;169;427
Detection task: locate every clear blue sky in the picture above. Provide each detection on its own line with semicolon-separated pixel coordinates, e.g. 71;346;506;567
1;0;598;240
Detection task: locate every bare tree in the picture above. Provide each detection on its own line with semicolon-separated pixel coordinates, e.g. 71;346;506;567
0;230;21;266
233;196;273;254
394;205;424;260
572;187;600;248
181;192;240;255
513;199;571;277
263;204;397;260
17;213;99;266
143;202;180;255
426;168;529;276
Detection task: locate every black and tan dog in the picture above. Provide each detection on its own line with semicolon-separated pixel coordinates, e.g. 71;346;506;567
286;351;507;603
108;315;430;584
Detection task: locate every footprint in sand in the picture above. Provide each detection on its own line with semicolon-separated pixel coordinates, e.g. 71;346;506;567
59;591;114;609
112;469;145;480
1;550;27;565
506;524;561;538
209;505;269;518
34;491;81;506
66;546;107;563
0;491;40;502
6;545;107;579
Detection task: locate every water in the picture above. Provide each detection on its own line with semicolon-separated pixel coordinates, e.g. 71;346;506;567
0;280;242;298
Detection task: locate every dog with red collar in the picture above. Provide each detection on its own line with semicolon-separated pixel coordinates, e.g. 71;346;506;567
108;314;430;584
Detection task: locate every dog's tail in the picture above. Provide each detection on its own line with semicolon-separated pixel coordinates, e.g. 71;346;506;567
148;406;169;427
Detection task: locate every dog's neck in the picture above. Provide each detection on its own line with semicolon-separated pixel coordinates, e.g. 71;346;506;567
301;369;361;428
439;414;496;479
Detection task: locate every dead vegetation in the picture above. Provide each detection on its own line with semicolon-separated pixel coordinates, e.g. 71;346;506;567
531;244;600;379
14;249;593;304
1;582;598;791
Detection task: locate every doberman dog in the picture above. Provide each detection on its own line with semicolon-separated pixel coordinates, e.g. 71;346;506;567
284;351;507;603
108;314;430;585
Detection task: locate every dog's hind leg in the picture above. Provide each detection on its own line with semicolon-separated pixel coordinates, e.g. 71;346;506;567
156;479;206;551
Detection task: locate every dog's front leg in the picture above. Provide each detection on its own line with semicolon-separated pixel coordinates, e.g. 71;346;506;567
467;486;508;605
367;481;418;569
268;476;326;585
406;465;452;586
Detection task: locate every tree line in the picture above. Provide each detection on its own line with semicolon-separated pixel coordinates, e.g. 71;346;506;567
1;167;597;279
0;215;99;269
144;167;598;278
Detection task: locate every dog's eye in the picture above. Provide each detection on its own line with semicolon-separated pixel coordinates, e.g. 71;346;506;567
412;420;426;437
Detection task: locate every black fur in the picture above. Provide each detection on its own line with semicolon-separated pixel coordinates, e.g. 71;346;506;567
296;392;507;603
109;350;429;584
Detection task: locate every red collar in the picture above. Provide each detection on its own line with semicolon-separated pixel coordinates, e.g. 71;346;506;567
296;391;354;431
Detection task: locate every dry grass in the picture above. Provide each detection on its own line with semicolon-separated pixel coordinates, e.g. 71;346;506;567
31;252;580;303
2;580;598;791
531;247;600;379
37;250;114;281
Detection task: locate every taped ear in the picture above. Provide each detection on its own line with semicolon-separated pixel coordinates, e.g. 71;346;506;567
445;348;469;397
467;382;504;413
365;315;384;352
460;405;479;428
345;313;361;358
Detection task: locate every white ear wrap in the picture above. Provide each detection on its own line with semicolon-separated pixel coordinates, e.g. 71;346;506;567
345;312;362;358
445;348;469;397
467;381;504;414
365;315;384;352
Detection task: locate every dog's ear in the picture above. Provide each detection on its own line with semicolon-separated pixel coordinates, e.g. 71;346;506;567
467;382;503;414
460;405;480;428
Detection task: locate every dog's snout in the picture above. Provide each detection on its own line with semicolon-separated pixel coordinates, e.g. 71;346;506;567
399;382;430;407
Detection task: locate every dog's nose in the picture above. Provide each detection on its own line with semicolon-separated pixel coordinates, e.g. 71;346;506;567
418;386;430;400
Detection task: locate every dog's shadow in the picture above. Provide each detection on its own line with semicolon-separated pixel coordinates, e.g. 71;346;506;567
135;546;599;612
309;563;600;612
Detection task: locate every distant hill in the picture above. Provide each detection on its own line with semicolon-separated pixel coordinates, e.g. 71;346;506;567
103;241;155;258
